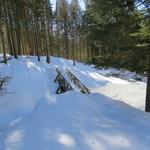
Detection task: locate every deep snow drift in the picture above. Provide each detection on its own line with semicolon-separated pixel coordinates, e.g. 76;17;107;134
0;56;149;150
0;57;56;127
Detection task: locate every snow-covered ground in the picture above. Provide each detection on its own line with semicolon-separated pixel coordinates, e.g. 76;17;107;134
0;56;149;150
52;57;146;110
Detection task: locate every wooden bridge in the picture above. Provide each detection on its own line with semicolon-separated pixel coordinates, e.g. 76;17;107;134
54;68;90;94
66;70;90;94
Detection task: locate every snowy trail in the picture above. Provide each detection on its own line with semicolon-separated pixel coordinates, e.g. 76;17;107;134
0;57;59;149
0;57;57;127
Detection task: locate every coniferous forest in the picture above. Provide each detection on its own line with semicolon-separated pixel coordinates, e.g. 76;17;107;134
0;0;149;72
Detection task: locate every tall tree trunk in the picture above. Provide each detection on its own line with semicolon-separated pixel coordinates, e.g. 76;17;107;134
79;37;82;61
73;34;76;66
44;20;50;63
145;44;150;112
7;1;17;59
15;1;22;56
48;21;54;56
24;8;32;56
0;25;7;64
4;0;13;55
64;22;68;59
56;26;60;57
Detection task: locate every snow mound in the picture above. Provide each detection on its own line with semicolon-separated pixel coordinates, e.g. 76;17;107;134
2;91;150;150
0;57;55;127
50;57;146;110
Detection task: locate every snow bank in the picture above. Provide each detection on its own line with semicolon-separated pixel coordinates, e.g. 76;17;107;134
50;57;146;110
0;57;55;127
98;67;147;83
2;91;150;150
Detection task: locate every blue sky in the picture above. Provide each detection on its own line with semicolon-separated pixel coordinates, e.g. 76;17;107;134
51;0;85;10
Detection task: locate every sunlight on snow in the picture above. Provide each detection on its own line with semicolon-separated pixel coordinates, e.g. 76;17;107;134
88;72;129;85
45;91;57;103
26;61;41;71
9;117;23;127
85;132;131;150
4;130;23;149
57;133;75;148
99;133;131;147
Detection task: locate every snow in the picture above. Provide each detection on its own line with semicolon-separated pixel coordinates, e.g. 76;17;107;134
2;92;150;150
0;56;149;150
51;57;146;110
0;57;56;127
93;83;146;110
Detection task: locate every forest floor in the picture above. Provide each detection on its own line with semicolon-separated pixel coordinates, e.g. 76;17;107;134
0;56;150;150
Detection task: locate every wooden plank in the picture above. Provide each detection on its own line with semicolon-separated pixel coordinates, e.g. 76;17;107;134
54;68;73;94
0;56;13;63
54;68;90;94
66;70;90;94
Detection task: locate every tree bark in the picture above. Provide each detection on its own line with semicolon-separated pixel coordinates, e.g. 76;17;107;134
0;25;7;64
145;44;150;112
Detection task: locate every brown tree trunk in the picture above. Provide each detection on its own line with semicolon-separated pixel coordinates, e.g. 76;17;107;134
15;1;22;56
145;45;150;112
0;25;7;64
7;1;17;59
4;0;13;55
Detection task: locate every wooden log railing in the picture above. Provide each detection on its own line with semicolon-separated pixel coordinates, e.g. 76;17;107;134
54;68;73;94
54;68;90;94
0;76;11;96
0;56;13;63
66;70;90;94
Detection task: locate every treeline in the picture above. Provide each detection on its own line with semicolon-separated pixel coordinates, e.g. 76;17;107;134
0;0;89;64
0;0;150;74
85;0;150;74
